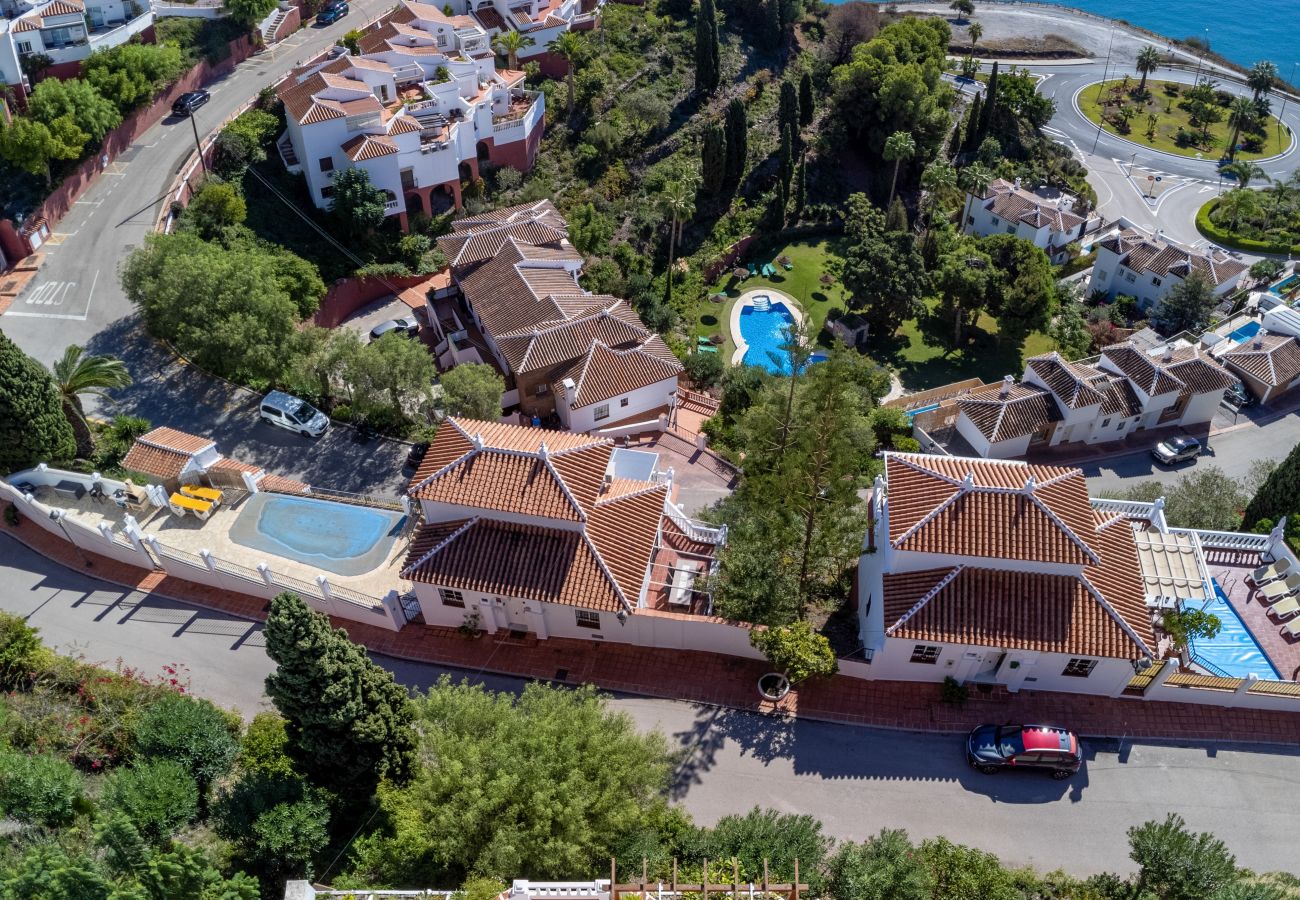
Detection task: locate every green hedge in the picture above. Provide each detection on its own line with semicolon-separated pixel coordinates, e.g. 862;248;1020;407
1196;199;1300;256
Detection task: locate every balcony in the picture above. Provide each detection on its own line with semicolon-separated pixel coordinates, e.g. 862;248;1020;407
492;89;540;133
87;9;154;52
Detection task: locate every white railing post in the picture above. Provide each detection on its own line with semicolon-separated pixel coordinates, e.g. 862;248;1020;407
257;563;274;587
401;495;411;516
315;575;332;600
242;470;260;494
97;522;115;541
200;549;217;572
1236;674;1258;696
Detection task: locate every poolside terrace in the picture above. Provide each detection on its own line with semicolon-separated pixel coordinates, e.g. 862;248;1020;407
1209;551;1300;682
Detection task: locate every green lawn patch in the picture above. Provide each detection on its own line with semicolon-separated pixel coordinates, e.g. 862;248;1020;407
1078;78;1289;161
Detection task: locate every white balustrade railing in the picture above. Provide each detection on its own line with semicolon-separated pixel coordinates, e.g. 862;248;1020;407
664;500;727;546
1089;497;1157;518
1168;527;1270;552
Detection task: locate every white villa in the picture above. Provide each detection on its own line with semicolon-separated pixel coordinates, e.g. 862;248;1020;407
962;178;1095;263
440;0;602;77
1;0;153;102
1086;228;1247;309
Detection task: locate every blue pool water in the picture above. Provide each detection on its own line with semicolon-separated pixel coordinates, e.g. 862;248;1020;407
1227;321;1262;344
1187;580;1281;680
906;403;941;419
738;301;807;374
229;493;406;577
1272;274;1300;297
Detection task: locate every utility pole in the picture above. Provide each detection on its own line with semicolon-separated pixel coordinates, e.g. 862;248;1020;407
1192;27;1209;83
1279;61;1298;147
189;110;208;176
1091;25;1117;154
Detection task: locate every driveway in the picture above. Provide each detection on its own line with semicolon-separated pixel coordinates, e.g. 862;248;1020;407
5;533;1298;878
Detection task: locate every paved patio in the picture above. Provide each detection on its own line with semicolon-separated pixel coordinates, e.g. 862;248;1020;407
1210;552;1300;682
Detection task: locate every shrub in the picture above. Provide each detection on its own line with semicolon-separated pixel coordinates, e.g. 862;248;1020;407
102;759;199;843
131;692;239;798
891;435;921;453
1197;199;1300;255
0;750;83;826
749;621;838;685
0;613;48;689
238;713;296;779
940;675;967;707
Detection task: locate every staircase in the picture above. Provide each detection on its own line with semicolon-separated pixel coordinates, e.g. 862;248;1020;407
261;6;289;44
750;295;771;311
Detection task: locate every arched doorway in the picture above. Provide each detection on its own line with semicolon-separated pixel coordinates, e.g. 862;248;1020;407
476;140;491;165
405;191;425;216
458;161;474;183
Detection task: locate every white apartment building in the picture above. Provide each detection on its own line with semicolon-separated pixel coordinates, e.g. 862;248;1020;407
962;178;1094;263
1;0;153;103
448;0;602;77
275;0;548;227
1086;227;1247;309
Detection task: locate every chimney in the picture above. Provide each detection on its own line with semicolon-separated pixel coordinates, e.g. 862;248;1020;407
1163;342;1174;361
1014;177;1021;190
1000;374;1014;398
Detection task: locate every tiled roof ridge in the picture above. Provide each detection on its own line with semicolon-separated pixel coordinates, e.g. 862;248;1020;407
1094;511;1130;532
886;565;965;634
399;516;479;577
507;302;639;373
579;529;631;612
1025;491;1101;566
138;429;213;454
535;441;587;521
1078;571;1155;657
447;218;566;265
887;451;1075;474
570;339;603;406
593;480;668;507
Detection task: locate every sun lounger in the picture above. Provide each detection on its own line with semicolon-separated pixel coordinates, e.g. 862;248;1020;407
180;484;223;505
1258;573;1300;603
1250;557;1292;585
168;492;213;521
747;263;756;276
1282;618;1300;640
698;344;718;354
1269;597;1300;620
782;262;793;270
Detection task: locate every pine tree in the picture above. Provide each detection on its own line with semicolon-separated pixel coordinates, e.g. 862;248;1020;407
798;71;814;127
978;61;999;140
701;122;727;195
962;93;983;154
724;97;748;186
1243;442;1300;529
694;0;721;94
779;78;800;151
0;330;76;472
264;593;416;797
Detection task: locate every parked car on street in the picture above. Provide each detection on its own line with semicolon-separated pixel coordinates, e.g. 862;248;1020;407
171;90;210;117
260;391;329;437
1224;381;1256;408
369;317;419;342
317;1;348;24
1151;436;1202;465
967;724;1082;779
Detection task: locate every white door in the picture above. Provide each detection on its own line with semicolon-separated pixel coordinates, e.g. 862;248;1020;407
973;650;1005;682
503;597;529;631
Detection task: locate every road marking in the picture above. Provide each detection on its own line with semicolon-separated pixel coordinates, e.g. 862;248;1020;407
23;281;76;307
74;198;103;207
1200;186;1214;193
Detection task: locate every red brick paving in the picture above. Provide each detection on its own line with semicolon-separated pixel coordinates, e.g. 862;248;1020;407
5;507;1300;745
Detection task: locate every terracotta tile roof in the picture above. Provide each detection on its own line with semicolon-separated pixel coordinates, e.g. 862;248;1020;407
1100;344;1184;397
452;242;573;336
11;16;42;31
1162;347;1236;395
121;444;191;481
341;133;399;161
956;382;1062;443
554;340;683;410
884;454;1099;567
452;199;565;231
260;475;311;494
209;458;262;475
588;483;670;601
336;96;384;117
1099;228;1247;287
346;56;394;72
1098;377;1144;418
473;5;506;30
438;220;573;268
278;73;346;125
1025;353;1107;409
40;0;83;15
494;300;648;372
1222;334;1300;388
389;114;422;135
135;426;215;455
402;0;451;22
980;179;1085;235
357;22;399;53
319;72;371;92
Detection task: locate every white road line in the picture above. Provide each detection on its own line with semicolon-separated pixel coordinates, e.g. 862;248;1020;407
3;311;90;321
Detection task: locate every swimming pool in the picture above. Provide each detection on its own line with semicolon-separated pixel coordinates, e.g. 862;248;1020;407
737;300;804;374
229;492;406;577
1186;580;1281;680
1270;274;1300;297
1226;321;1262;344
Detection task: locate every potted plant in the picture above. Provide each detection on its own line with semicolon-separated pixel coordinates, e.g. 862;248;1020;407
749;620;838;701
458;611;483;638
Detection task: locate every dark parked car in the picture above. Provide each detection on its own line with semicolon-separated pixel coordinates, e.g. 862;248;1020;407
405;441;430;469
1224;381;1256;408
369;317;419;342
1151;435;1202;465
171;90;210;117
317;1;348;24
967;724;1082;780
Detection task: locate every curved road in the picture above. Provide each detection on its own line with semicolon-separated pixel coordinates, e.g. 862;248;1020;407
4;533;1298;879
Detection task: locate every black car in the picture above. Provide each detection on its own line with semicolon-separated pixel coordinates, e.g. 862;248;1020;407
317;1;348;24
171;90;210;117
1224;381;1256;408
405;441;430;469
967;724;1081;780
1151;435;1202;465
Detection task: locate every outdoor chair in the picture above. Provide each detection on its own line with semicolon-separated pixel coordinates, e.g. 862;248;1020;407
1282;618;1300;641
1250;557;1291;585
1268;596;1300;621
180;484;223;507
1257;573;1300;603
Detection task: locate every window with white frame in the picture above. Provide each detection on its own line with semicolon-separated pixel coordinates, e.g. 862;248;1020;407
439;588;466;608
318;156;334;173
575;609;601;630
593;403;610;421
910;644;941;664
1061;657;1097;677
619;397;629;407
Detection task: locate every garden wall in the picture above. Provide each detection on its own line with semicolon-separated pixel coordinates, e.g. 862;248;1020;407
314;273;432;328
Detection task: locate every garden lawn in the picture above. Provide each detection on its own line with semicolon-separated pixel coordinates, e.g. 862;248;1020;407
1078;79;1288;161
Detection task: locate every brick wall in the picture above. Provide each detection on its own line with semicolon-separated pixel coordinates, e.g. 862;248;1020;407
313;273;431;328
271;5;301;43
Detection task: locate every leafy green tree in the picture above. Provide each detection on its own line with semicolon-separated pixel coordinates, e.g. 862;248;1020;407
264;593;415;796
347;678;672;885
330;166;388;238
921;836;1020;900
1136;45;1162;96
949;0;974;21
0;750;83;827
701;122;726;195
1115;466;1252;531
750;621;837;684
1244;441;1300;529
1129;814;1238;900
0;331;76;472
1249;258;1283;283
182;179;247;240
347;331;437;417
216;773;330;881
934;239;992;346
724;97;748;186
1161;608;1222;651
1050;292;1091;360
27;77;120;145
694;0;721;94
979;233;1057;345
102;759;200;844
0;116;85;185
84;42;185;114
883;130;915;206
684;350;723;388
799;71;815;126
568;202;614;254
840;196;928;338
47;344;131;460
699;809;832;894
132;692;239;804
0;845;113;900
226;0;277;26
440;362;505;420
140;843;260;900
830;829;933;900
237;712;297;779
1150;271;1216;335
0;613;48;690
549;31;589;119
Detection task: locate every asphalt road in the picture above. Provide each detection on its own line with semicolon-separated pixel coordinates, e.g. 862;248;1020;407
5;533;1297;878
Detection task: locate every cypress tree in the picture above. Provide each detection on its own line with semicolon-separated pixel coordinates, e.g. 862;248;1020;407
0;330;75;473
1243;442;1300;529
798;71;814;126
886;195;908;233
793;154;806;219
701;122;726;195
694;0;721;94
764;0;782;50
979;61;999;140
962;93;983;154
779;79;800;148
264;593;416;797
947;121;963;161
774;178;789;227
724;97;748;186
779;126;794;191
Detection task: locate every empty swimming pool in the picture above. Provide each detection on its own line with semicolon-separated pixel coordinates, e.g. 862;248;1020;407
229;492;406;577
1186;580;1281;680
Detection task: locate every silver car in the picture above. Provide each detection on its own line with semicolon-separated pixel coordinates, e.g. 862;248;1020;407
1151;436;1201;465
260;390;329;437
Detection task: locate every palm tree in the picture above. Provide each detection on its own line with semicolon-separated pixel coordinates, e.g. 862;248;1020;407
967;21;982;52
1135;45;1161;96
1217;187;1260;231
958;162;993;228
1247;60;1279;101
658;179;696;308
492;29;534;71
548;31;588;120
883;131;916;207
1116;104;1137;133
48;345;132;459
1225;95;1258;159
920;160;959;231
1220;160;1265;190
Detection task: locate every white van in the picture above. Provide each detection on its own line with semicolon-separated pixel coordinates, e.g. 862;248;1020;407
259;391;330;437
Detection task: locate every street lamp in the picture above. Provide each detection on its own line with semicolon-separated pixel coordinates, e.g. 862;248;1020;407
1090;24;1118;154
1192;28;1209;83
1278;61;1298;146
49;509;92;568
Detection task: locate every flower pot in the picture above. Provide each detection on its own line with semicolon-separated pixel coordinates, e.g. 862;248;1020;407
757;672;790;701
